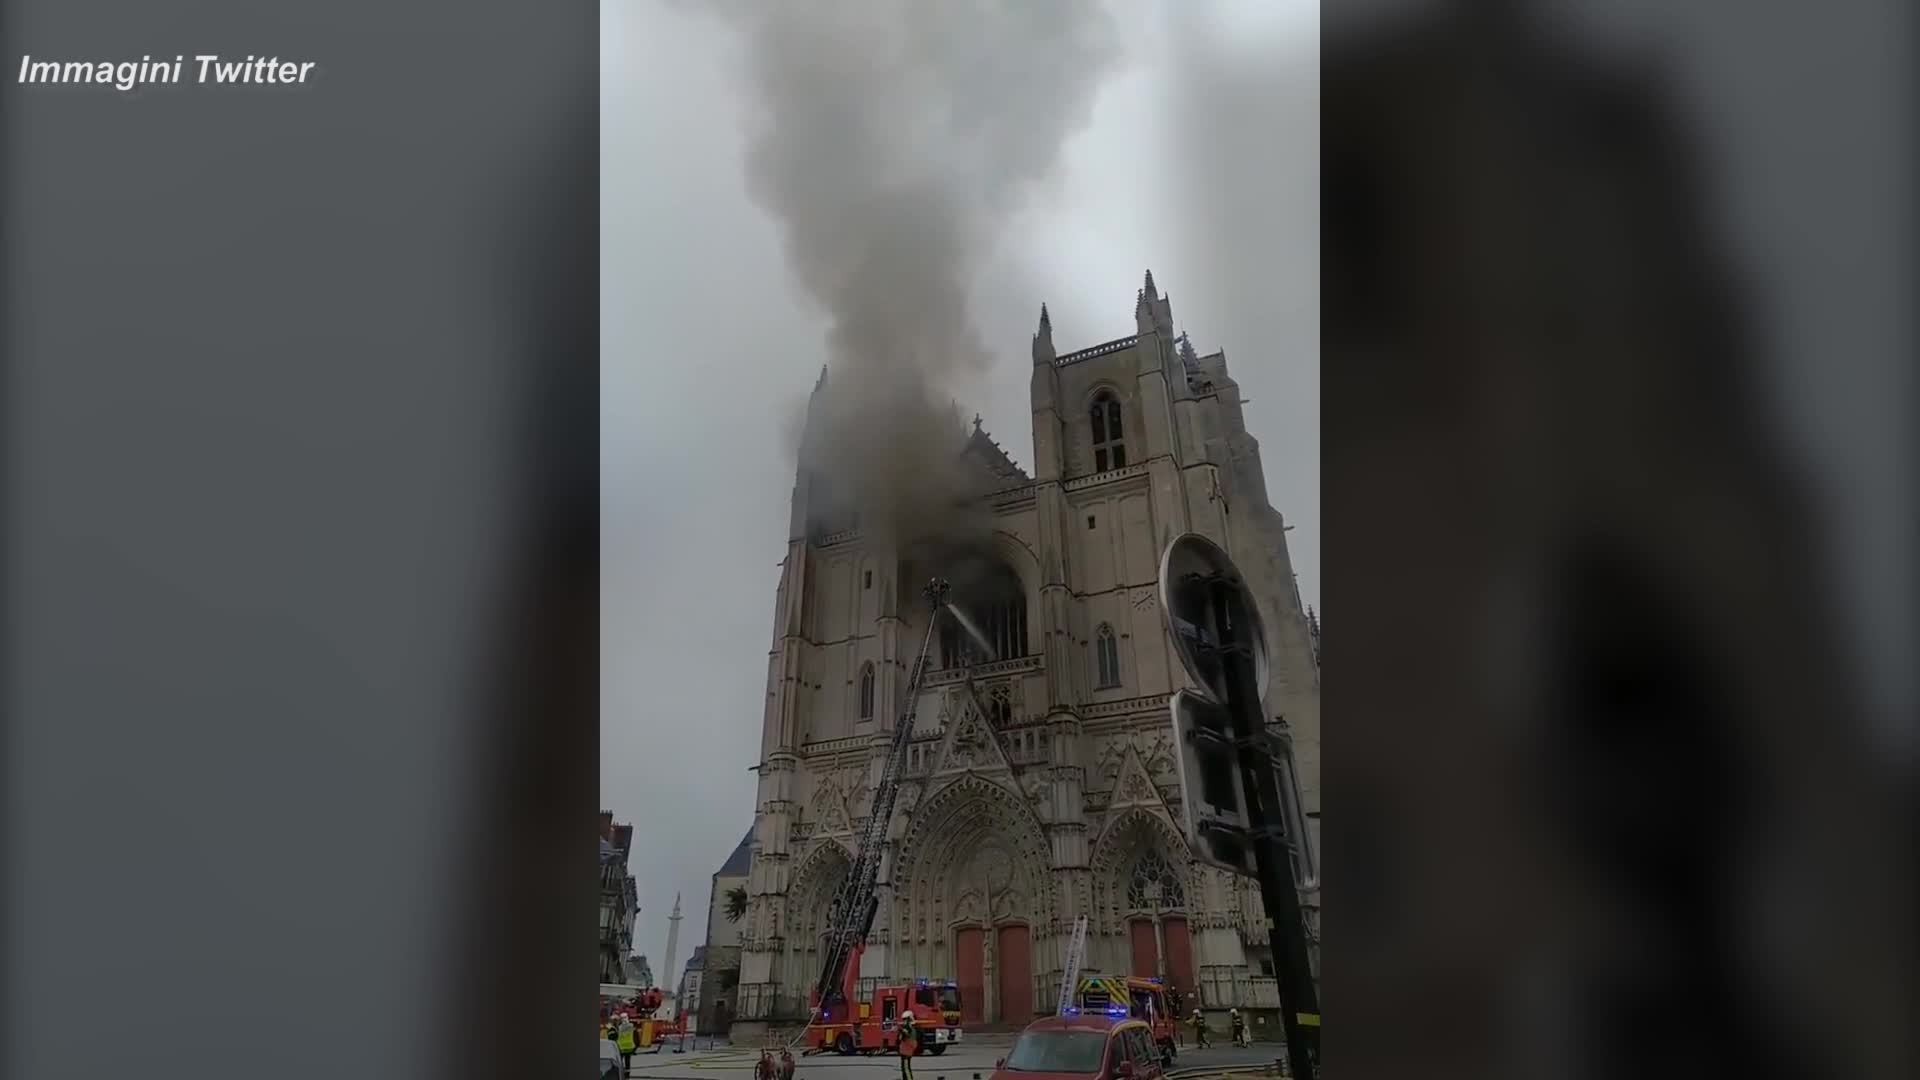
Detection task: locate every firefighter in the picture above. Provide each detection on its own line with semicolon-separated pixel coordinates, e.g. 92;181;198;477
755;1050;776;1080
897;1008;920;1080
1188;1007;1210;1049
1230;1008;1248;1047
615;1014;638;1073
779;1048;796;1080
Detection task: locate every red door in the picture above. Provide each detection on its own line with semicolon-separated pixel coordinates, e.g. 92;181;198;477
995;924;1033;1023
954;927;985;1026
1129;918;1159;978
1161;917;1195;997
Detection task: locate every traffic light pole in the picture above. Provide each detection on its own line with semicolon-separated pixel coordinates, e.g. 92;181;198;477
1213;579;1320;1079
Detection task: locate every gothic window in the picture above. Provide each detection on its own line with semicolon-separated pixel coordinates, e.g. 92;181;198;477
1090;391;1127;472
858;662;876;721
985;682;1013;728
1094;623;1121;688
1127;847;1187;911
939;561;1028;667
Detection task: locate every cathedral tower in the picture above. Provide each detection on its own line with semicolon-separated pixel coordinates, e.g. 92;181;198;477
731;278;1319;1035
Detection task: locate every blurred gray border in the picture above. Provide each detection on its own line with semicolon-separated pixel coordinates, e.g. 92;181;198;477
3;3;598;1078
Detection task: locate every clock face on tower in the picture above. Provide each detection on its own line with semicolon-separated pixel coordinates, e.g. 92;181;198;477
1132;589;1156;612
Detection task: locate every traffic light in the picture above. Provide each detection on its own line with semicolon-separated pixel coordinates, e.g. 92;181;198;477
1169;689;1259;876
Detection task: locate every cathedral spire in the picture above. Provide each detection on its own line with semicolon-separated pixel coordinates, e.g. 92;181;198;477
1136;269;1158;317
1031;302;1055;366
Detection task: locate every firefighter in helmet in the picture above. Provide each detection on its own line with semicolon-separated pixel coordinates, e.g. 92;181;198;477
896;1007;920;1080
1189;1006;1210;1048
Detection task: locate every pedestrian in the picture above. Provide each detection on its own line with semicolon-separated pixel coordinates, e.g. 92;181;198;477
616;1014;638;1074
756;1050;776;1080
1188;1007;1210;1049
779;1048;796;1080
897;1008;920;1080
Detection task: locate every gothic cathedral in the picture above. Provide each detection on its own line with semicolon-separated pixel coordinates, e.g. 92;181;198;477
733;274;1320;1033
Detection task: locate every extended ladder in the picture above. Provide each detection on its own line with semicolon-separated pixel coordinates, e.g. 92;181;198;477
1055;915;1089;1015
792;579;952;1051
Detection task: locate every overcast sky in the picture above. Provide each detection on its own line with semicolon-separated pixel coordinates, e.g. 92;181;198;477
601;0;1320;978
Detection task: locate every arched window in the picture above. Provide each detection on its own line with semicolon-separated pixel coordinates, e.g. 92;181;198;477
938;561;1029;668
985;681;1014;728
1095;623;1121;688
858;662;876;721
1127;847;1187;911
1089;391;1127;472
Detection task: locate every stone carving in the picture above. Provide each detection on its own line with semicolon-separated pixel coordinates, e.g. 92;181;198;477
955;890;983;925
971;845;1015;893
1021;772;1047;803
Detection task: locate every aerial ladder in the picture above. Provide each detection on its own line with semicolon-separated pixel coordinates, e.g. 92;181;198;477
794;578;956;1052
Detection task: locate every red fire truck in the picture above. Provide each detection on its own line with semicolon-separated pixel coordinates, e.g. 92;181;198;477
807;975;964;1056
598;985;687;1048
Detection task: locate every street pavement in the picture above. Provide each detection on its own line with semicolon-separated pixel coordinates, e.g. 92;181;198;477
619;1033;1286;1080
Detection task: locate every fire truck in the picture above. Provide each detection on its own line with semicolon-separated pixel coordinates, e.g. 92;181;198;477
1072;974;1177;1064
804;978;964;1056
599;985;686;1048
800;580;968;1057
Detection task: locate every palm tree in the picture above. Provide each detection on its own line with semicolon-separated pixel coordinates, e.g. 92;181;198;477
724;885;748;923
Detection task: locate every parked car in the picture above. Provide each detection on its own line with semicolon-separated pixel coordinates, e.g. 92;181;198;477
989;1015;1168;1080
600;1038;624;1079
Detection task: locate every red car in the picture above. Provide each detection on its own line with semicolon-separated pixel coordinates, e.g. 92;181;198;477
990;1015;1168;1080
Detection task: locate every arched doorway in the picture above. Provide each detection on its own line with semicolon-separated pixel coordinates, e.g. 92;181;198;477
1125;846;1194;993
1093;811;1198;1004
783;842;855;998
895;776;1054;1026
946;843;1036;1026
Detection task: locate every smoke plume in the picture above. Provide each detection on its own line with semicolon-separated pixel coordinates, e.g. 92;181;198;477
705;0;1122;547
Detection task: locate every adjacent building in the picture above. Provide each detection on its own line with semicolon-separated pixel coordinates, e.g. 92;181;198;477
679;945;708;1031
599;812;640;985
732;277;1320;1033
696;829;754;1033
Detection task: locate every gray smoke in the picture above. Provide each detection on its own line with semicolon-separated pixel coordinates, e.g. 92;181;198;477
704;0;1123;547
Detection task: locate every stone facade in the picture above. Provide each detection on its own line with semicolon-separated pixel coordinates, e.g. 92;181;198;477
697;830;753;1033
600;813;640;986
734;276;1319;1031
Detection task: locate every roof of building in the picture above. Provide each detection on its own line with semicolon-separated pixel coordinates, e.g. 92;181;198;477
685;945;707;971
715;828;754;877
962;419;1031;485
